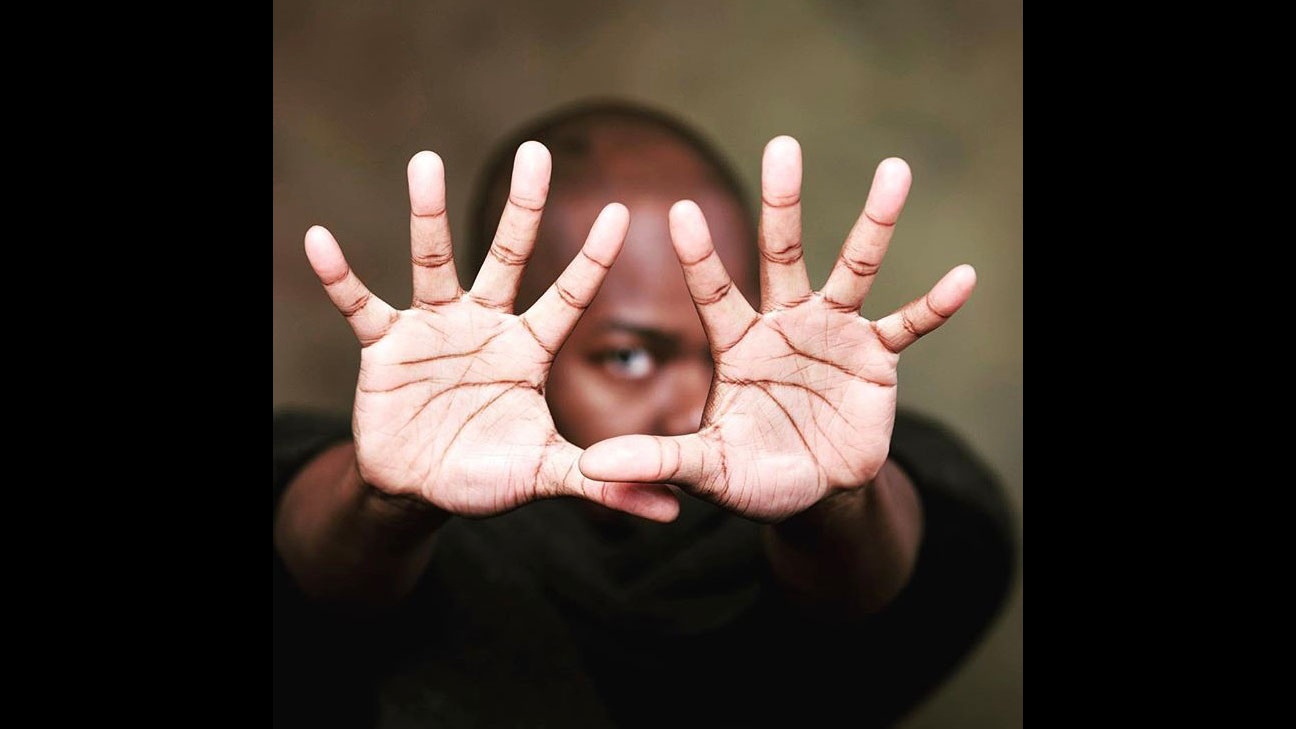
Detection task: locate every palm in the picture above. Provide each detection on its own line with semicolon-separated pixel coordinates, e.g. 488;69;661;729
697;299;899;517
581;138;976;522
305;144;679;522
354;303;559;515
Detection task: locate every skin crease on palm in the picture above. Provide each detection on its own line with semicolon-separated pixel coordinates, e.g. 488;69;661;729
303;135;976;527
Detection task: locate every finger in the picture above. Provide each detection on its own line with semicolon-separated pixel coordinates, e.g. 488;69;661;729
820;157;912;312
546;442;680;523
520;203;629;360
758;136;812;311
408;151;461;308
669;201;760;353
469;141;551;312
872;264;977;353
579;433;715;495
304;225;398;346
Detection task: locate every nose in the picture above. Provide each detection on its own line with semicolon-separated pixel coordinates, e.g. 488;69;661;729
659;357;713;436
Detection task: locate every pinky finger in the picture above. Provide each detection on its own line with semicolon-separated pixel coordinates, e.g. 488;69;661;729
304;225;399;346
872;264;977;354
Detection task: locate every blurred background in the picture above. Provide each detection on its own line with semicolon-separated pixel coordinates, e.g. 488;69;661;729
273;1;1021;726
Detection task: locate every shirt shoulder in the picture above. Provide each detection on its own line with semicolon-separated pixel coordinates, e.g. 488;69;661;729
891;408;1014;540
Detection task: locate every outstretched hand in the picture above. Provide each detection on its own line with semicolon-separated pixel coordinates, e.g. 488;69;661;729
305;143;680;522
579;137;976;522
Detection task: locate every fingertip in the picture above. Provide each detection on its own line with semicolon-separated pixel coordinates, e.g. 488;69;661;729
864;158;913;223
304;226;346;279
953;265;978;303
670;199;702;221
644;492;682;523
874;157;912;195
762;136;803;195
511;141;552;203
600;482;682;523
304;225;333;253
603;203;631;245
601;201;630;227
764;134;801;157
586;203;631;259
408;151;447;214
515;140;552;171
930;264;978;314
408;150;444;176
878;156;911;180
668;201;712;257
669;200;708;234
940;263;977;294
578;445;610;481
518;139;550;156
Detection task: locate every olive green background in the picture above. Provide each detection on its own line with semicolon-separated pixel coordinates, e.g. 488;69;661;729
273;1;1021;726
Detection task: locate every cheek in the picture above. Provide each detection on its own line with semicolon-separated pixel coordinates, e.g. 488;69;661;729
546;353;660;448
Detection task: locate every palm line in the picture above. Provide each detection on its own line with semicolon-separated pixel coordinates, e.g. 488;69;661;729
396;327;505;366
749;381;822;484
438;382;528;476
397;378;539;431
715;375;861;431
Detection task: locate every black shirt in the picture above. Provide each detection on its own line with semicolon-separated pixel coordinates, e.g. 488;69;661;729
273;409;1014;728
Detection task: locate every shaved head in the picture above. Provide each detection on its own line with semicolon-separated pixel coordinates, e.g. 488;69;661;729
467;101;757;309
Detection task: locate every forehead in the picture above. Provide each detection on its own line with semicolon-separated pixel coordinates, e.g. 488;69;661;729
552;130;719;187
541;183;756;314
538;129;756;284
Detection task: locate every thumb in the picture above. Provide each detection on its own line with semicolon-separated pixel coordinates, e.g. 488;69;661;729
579;434;712;491
546;442;681;523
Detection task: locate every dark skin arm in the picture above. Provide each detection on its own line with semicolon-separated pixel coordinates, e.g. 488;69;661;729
762;459;922;617
274;440;448;607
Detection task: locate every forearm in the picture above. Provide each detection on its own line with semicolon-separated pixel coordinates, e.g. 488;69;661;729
761;458;923;619
273;440;449;608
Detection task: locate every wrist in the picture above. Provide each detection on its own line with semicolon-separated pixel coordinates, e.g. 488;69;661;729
771;474;874;543
348;453;451;537
762;459;923;616
275;441;449;606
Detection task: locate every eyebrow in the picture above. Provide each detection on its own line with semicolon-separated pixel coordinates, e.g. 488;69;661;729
598;320;683;351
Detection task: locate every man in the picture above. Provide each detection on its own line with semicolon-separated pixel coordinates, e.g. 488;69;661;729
274;102;1014;728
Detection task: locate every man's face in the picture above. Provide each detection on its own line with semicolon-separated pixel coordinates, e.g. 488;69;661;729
531;158;756;449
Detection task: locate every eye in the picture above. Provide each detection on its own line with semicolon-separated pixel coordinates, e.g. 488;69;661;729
600;346;656;380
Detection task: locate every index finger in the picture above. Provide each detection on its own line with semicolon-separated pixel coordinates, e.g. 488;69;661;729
520;203;629;360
